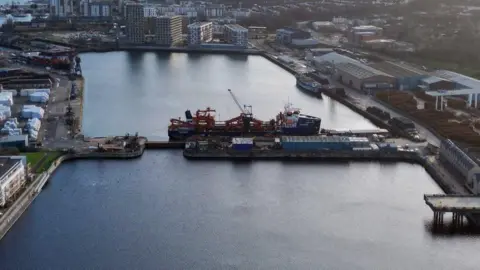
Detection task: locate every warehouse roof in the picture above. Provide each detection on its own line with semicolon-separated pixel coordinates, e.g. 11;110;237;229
335;62;394;80
433;70;480;90
370;61;426;78
313;52;361;65
421;76;451;85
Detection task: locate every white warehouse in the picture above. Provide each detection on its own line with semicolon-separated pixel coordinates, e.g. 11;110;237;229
439;139;480;194
224;24;248;48
0;156;27;207
187;22;213;46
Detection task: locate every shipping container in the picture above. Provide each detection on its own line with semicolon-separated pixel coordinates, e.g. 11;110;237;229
281;135;371;151
232;144;254;151
232;138;254;145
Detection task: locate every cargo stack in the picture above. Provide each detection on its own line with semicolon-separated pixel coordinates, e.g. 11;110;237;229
25;118;41;140
21;105;45;119
231;138;254;151
0;92;13;122
1;118;22;136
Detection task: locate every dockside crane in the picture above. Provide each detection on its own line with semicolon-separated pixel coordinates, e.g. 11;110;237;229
228;89;252;118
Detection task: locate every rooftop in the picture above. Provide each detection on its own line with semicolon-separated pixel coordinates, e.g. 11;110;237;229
335;62;394;80
433;70;480;90
424;195;480;212
188;21;212;28
370;61;426;78
0;157;21;182
421;76;451;85
225;24;247;31
313;52;361;65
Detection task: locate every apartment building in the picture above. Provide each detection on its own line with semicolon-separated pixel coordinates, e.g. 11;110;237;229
187;22;213;46
0;157;26;207
154;15;183;46
125;3;145;44
223;24;248;48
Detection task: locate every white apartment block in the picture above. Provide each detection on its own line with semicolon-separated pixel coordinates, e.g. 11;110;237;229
223;24;248;48
0;157;26;207
187;22;213;45
144;6;157;17
205;4;225;18
49;0;73;17
125;3;145;44
80;0;112;17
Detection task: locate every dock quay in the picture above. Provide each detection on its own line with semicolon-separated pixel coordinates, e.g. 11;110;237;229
424;194;480;228
261;53;424;143
145;141;185;149
183;149;421;162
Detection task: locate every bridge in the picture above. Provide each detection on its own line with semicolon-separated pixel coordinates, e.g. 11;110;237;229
424;194;480;227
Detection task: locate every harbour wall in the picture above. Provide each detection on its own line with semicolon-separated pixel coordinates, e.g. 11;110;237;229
77;45;262;55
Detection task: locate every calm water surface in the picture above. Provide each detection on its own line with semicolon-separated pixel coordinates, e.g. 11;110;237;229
0;52;479;270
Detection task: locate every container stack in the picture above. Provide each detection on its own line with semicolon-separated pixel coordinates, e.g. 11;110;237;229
231;137;254;151
0;105;11;120
2;89;18;97
29;92;49;103
21;105;45;119
1;119;22;136
0;92;13;107
25;118;41;140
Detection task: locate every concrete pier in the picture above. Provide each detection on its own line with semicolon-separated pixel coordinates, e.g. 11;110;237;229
424;194;480;228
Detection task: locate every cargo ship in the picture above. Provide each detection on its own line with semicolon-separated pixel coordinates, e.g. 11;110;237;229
168;103;321;140
296;74;321;94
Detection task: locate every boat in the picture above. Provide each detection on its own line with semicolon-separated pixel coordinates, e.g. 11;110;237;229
10;13;29;18
296;74;321;94
168;103;321;140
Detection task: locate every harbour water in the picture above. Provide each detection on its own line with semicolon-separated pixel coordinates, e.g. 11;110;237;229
1;52;480;269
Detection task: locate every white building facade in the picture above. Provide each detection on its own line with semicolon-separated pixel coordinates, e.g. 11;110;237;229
187;22;213;45
440;139;480;194
80;1;112;18
0;157;26;207
223;24;248;48
49;0;73;17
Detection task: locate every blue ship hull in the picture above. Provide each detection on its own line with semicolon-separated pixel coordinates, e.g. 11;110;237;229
296;78;321;94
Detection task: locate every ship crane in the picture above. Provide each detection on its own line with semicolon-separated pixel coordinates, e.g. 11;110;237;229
228;89;252;118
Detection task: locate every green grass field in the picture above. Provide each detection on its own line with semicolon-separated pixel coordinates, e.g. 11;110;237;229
25;152;61;173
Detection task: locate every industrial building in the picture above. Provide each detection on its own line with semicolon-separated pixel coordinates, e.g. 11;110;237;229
370;61;427;90
0;156;27;207
334;62;395;92
419;76;456;91
248;26;267;39
425;70;480;110
311;52;361;74
187;22;213;46
223;24;248;48
275;27;311;45
348;25;383;45
305;48;334;61
440;139;480;194
0;135;29;150
125;3;145;44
